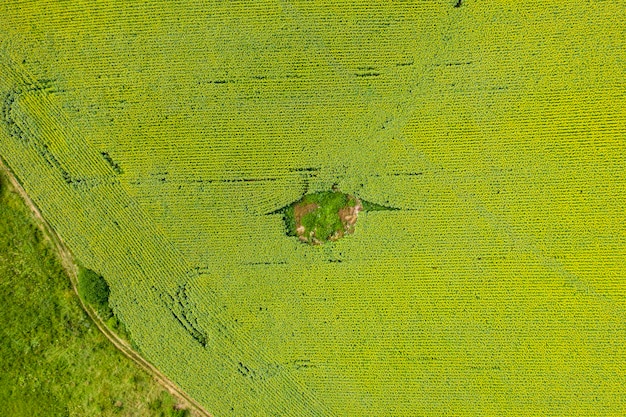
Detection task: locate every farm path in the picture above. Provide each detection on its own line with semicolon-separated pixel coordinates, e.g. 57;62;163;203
0;157;213;417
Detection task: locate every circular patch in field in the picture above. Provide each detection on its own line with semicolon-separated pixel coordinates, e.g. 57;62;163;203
279;189;399;245
283;191;362;244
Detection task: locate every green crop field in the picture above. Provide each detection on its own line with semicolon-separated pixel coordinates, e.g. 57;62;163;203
1;1;625;416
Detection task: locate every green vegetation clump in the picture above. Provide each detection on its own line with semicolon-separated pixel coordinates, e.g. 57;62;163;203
284;191;361;244
0;172;188;416
78;267;111;312
300;192;349;241
284;206;297;237
149;392;191;417
77;266;132;342
282;190;398;244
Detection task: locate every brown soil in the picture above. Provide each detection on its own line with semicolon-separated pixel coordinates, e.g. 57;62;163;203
293;195;363;244
338;197;362;235
294;202;319;243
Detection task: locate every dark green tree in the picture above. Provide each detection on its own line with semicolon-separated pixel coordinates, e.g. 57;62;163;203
78;267;111;313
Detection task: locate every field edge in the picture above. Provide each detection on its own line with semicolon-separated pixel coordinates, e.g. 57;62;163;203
0;155;213;417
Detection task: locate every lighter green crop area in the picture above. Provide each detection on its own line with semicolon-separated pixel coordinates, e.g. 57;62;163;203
1;2;625;416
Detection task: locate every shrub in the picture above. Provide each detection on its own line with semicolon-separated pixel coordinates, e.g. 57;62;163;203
77;267;110;312
170;409;190;417
299;192;347;241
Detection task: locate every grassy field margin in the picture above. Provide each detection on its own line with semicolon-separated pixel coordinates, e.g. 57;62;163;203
0;156;213;417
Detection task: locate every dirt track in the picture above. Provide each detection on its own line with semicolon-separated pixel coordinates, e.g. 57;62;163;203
0;158;212;417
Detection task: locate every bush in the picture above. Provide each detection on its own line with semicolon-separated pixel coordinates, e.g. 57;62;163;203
149;392;189;417
77;267;110;312
170;409;190;417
